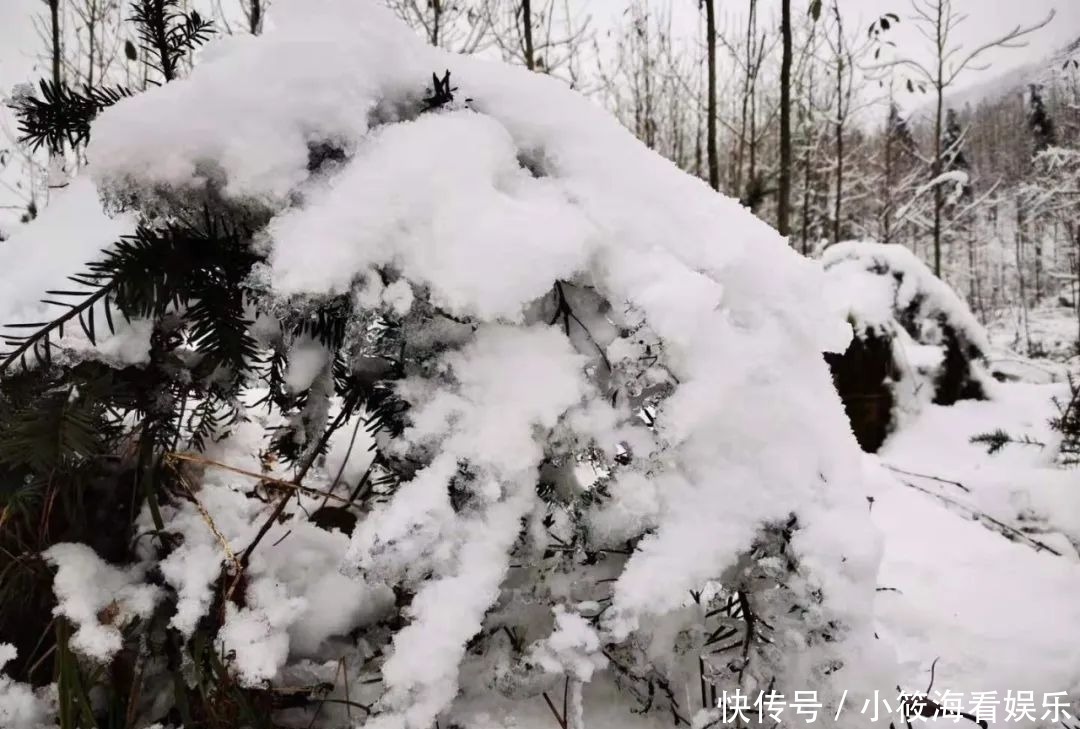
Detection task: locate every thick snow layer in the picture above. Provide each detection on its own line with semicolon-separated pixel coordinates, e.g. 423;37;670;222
870;464;1080;715
871;379;1080;715
823;241;991;356
17;0;890;724
882;381;1080;547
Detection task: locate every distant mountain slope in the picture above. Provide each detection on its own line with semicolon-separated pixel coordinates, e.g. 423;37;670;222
940;34;1080;111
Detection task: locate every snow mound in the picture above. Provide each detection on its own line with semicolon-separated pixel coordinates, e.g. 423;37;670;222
823;241;989;358
8;0;891;724
823;241;991;451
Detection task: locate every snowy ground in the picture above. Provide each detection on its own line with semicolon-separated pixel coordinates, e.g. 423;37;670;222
867;304;1080;718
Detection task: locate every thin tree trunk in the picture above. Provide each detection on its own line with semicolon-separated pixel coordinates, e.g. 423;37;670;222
431;0;442;47
1072;221;1080;345
249;0;262;35
49;0;62;89
777;0;792;235
87;4;97;89
967;230;977;309
522;0;535;70
800;62;816;255
833;17;844;245
1016;196;1032;352
705;0;718;191
931;1;945;277
734;1;756;195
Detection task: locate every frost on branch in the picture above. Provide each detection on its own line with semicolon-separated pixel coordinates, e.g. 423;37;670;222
823;241;991;452
0;0;891;725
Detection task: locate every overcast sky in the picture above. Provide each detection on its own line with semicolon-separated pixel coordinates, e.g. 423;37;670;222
1;0;1078;140
3;0;1077;93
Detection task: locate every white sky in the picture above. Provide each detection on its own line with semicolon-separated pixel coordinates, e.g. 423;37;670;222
0;0;1077;152
3;0;1077;87
0;0;44;92
588;0;1080;107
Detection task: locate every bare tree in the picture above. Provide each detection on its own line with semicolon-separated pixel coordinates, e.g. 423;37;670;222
702;0;719;190
777;0;792;233
873;0;1054;276
597;1;704;173
386;0;494;53
488;0;590;83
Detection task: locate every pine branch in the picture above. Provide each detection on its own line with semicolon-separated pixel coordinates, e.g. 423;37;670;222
0;387;112;471
2;214;258;375
129;0;214;82
0;283;115;373
969;429;1045;455
9;80;135;154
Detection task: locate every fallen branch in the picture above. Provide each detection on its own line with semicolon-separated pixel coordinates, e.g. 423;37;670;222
881;463;970;493
897;479;1061;556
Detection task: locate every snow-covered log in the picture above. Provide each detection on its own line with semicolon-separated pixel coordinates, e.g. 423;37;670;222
823;241;991;452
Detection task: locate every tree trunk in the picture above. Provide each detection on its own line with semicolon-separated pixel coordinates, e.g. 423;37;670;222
833;53;843;243
1016;195;1032;352
800;61;816;255
931;1;945;277
431;0;442;47
522;0;535;70
49;0;61;90
250;0;262;35
734;1;756;195
777;0;792;235
705;0;719;191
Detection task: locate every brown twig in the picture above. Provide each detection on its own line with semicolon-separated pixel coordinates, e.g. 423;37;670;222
168;459;243;577
164;452;353;505
237;401;357;569
881;463;970;493
897;479;1061;556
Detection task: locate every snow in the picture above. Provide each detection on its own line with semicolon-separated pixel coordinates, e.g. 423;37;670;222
823;240;993;420
41;543;162;663
2;0;1075;726
529;605;609;682
143;417;395;681
284;337;329;392
4;0;884;723
823;240;990;356
0;645;55;729
870;469;1080;708
220;578;307;687
0;178;150;364
881;380;1080;554
270;112;597;321
348;325;591;728
868;376;1080;718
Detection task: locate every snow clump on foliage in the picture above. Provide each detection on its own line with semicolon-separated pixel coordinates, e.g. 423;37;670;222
0;0;895;726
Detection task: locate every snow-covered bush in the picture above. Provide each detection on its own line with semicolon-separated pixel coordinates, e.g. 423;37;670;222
823;241;991;452
0;1;892;727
